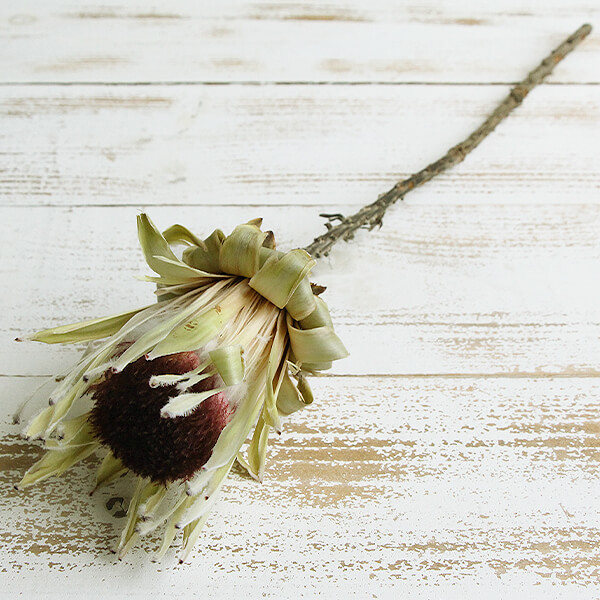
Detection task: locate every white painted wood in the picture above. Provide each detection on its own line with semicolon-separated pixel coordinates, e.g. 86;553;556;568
1;2;598;596
2;375;600;596
2;204;599;377
0;86;598;208
0;1;597;83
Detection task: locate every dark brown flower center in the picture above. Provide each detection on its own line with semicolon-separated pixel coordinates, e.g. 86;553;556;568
89;352;230;483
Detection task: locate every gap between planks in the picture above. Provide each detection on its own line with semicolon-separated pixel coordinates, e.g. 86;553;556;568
3;372;599;379
0;81;599;87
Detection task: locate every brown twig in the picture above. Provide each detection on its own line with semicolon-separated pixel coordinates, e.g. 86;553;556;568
304;24;592;257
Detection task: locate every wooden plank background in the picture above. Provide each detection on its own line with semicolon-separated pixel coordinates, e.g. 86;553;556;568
0;1;598;83
0;1;599;598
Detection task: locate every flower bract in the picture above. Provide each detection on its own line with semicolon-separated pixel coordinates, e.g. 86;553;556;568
18;214;347;562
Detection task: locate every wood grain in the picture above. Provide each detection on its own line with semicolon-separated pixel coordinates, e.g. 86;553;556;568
2;204;599;377
0;1;597;83
1;2;598;596
2;375;600;595
0;86;598;208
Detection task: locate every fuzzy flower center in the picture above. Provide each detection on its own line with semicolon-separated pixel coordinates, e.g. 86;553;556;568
89;352;230;483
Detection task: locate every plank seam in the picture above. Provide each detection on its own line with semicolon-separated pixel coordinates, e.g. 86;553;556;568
0;81;598;87
3;372;600;380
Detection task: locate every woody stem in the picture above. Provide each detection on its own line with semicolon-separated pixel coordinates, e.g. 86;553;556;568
304;23;592;258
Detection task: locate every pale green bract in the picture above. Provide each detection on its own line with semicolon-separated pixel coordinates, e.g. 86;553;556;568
18;214;348;562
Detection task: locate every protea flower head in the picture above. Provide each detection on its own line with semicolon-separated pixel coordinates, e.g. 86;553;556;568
17;214;347;562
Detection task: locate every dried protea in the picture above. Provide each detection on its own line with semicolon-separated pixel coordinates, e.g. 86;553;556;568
14;22;594;566
17;214;347;561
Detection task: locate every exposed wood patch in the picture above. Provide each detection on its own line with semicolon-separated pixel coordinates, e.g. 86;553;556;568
1;375;600;589
67;12;183;20
250;2;368;22
37;57;129;73
0;94;172;116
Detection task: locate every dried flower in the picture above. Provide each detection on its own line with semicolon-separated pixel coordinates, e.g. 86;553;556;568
18;214;347;561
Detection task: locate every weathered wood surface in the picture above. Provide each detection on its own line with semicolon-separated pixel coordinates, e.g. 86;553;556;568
2;205;600;378
1;1;599;597
0;1;598;83
0;86;598;207
2;375;600;597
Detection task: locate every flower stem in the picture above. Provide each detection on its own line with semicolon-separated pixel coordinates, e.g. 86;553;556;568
304;23;592;258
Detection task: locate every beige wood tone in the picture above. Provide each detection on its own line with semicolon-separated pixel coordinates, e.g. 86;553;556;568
0;2;599;597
